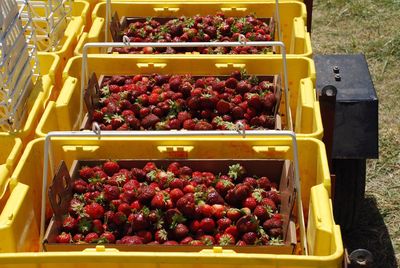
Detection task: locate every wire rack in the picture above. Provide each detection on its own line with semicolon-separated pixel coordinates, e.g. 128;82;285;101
0;0;39;132
17;0;72;52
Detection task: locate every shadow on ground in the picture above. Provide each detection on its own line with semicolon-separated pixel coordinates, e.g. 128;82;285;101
343;197;398;268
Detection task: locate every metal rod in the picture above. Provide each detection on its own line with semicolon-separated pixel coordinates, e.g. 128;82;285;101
275;0;282;42
80;41;292;132
41;130;307;254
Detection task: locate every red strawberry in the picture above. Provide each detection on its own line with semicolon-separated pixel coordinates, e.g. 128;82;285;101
242;232;258;245
62;215;77;231
176;193;196;218
225;77;238;89
141;114;161;129
253;205;271;222
56;232;72;243
170;188;184;203
100;231;116;243
73;179;88;193
200;235;216;246
226;208;242;222
138;186;156;204
236;215;259;233
211;204;226;219
112;211;127;225
79;166;94;180
224;226;239;239
163;240;179;245
103;161;120;176
257;177;271;190
183;184;195;193
268;228;283;237
118;203;131;216
242;197;257;210
173;223;189;240
137;230;153;243
198;204;213;218
217;218;232;231
231;106;244;120
180;236;194;244
151;192;168;209
263;92;276;111
206;190;224;205
237;81;251;94
265;190;281;205
84;232;99;243
263;217;282;230
128;212;149;231
215;180;234;196
73;233;84;242
169;178;184;189
103;184;120;201
194;121;213;130
189;240;204;246
155;229;168;243
117;235;143;244
92;219;104;234
183;119;196;130
200;218;215;233
218;233;235;246
84;202;104;219
190;220;201;233
261;198;277;211
243;177;258;188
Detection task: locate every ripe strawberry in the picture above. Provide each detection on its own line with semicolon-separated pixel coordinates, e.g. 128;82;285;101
73;179;88;193
85;232;99;243
141;113;161;129
173;223;189;240
56;232;72;243
79;166;94;180
206;190;224;205
169;178;183;189
155;229;168;243
243;177;258;188
263;92;276;111
189;240;204;246
257;176;271;190
224;225;239;239
215;180;234;196
73;233;84;242
100;231;116;243
129;212;150;231
183;184;195;193
217;218;232;231
103;184;120;201
180;236;194;244
237;81;251;94
103;161;120;176
200;235;215;246
170;188;184;203
118;203;131;216
261;198;277;211
198;204;213;218
137;230;153;243
176;193;196;218
211;204;226;219
151;192;168;209
265;190;281;205
200;218;215;233
242;197;257;210
194;121;213;130
155;236;176;244
92;219;104;234
112;211;127;225
242;232;258;245
84;202;104;219
236;215;259;233
117;235;143;244
183;119;196;130
253;205;271;222
263;217;282;230
190;220;201;233
231;106;244;120
218;233;235;246
226;208;242;222
62;215;77;232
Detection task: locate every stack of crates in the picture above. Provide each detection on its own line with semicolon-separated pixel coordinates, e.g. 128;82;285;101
0;1;345;268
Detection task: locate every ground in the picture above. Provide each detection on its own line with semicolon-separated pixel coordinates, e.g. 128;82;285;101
312;0;400;267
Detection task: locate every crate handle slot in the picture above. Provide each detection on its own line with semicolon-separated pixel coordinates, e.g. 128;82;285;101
83;246;120;252
62;145;100;152
157;145;194;153
199;248;237;254
215;63;246;69
136;63;167;69
220;7;247;12
153;7;180;12
252;146;290;153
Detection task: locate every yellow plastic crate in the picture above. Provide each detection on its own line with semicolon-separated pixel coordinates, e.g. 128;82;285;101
0;53;60;144
74;1;311;57
0;136;23;202
0;135;342;267
36;55;322;139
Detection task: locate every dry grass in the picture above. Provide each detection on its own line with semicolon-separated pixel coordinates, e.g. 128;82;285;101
312;0;400;267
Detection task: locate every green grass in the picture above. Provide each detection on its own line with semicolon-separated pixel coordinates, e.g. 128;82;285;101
312;0;400;266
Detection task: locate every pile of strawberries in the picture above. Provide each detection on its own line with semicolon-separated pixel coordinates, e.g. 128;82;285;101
92;70;277;131
56;161;284;246
113;14;273;55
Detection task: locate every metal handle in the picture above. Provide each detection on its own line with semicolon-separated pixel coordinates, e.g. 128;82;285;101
41;130;307;254
80;41;292;132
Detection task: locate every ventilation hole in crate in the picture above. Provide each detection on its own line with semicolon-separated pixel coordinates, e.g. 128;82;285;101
62;176;68;190
56;194;62;205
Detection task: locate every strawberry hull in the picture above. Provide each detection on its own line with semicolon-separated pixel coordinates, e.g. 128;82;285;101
44;159;297;253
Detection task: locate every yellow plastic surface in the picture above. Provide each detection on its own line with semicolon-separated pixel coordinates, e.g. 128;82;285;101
0;136;342;267
0;136;23;201
74;1;311;57
36;55;322;139
0;54;60;144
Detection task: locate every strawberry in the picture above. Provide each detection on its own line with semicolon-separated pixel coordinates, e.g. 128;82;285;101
62;215;77;232
231;106;244;120
224;226;239;239
79;166;94;180
243;177;258;188
253;205;271;222
173;223;189;240
226;208;242;222
131;168;147;181
200;235;216;246
117;235;143;244
194;121;213;130
200;218;215;233
225;78;238;89
236;215;259;233
103;184;120;201
268;228;283;237
100;231;116;243
237;81;251;94
84;232;99;243
84;202;104;219
257;176;271;190
263;217;282;230
265;190;281;204
112;211;127;225
151;192;168;209
141;114;161;129
183;119;196;130
242;232;258;245
218;233;235;246
169;178;184;189
176;193;196;218
242;197;257;210
215;180;234;196
73;233;84;242
183;184;195;193
138;185;156;204
137;230;153;243
189;240;204;246
163;240;179;245
263;92;276;111
128;212;149;231
103;161;120;176
198;204;213;218
261;198;277;211
190;220;201;233
206;190;224;205
217;218;232;231
169;188;184;203
118;203;131;216
92;219;104;234
211;204;226;219
56;232;72;243
154;229;168;243
180;236;194;244
73;179;88;194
